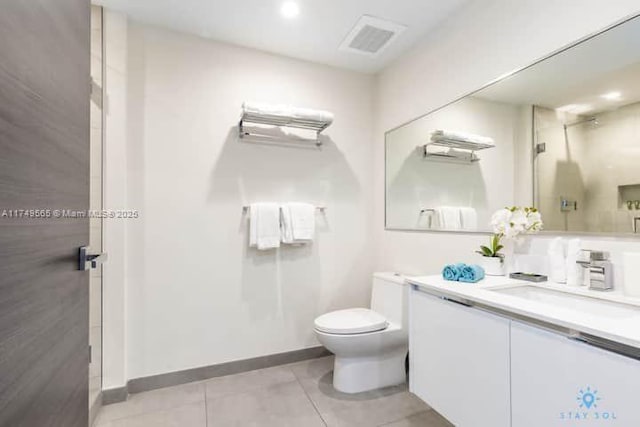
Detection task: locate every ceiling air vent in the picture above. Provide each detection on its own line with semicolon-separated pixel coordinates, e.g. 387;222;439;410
339;15;407;57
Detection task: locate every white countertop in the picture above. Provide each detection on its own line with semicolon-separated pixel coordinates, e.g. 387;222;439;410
407;275;640;349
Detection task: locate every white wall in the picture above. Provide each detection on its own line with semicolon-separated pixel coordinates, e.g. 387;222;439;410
374;0;640;275
116;22;374;380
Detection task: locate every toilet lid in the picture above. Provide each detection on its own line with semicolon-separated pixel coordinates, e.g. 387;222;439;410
314;308;388;335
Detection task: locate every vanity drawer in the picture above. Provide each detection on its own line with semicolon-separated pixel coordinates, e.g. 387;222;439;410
511;321;640;427
409;288;511;427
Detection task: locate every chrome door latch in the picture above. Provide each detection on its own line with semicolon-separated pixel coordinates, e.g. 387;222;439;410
78;246;108;271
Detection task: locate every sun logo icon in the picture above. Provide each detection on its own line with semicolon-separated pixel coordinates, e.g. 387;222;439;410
577;386;601;410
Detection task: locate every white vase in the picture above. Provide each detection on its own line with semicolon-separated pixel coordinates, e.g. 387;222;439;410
481;256;505;276
502;238;517;275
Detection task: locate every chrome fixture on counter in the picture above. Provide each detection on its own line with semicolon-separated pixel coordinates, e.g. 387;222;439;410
577;250;613;291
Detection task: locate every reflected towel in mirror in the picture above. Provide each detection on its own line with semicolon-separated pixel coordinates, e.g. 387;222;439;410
460;207;477;231
433;207;462;230
431;129;495;147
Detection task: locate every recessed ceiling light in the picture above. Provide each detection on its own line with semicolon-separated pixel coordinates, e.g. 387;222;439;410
601;91;622;101
280;1;299;19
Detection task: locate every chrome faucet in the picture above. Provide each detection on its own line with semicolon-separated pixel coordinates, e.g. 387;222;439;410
576;250;613;291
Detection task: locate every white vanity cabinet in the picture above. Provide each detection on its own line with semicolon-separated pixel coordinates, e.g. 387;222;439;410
409;288;511;427
511;322;640;427
410;278;640;427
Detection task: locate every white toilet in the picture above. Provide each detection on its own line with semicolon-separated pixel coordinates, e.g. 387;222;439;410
314;272;408;394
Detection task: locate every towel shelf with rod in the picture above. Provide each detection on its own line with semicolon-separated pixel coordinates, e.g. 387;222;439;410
419;145;480;163
419;130;494;163
242;205;327;215
426;138;494;151
239;102;333;146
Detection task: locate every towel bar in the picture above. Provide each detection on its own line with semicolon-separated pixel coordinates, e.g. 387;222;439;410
239;120;327;146
242;205;327;215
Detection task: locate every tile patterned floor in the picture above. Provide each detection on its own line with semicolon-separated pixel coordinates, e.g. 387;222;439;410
94;356;453;427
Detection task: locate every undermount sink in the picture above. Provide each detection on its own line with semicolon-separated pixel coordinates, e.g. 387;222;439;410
490;285;640;319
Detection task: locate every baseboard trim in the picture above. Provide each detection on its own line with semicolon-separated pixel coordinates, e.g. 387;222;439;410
102;386;128;405
102;346;330;404
89;391;103;424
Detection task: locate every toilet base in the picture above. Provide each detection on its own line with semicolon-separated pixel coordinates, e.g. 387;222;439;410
332;350;407;394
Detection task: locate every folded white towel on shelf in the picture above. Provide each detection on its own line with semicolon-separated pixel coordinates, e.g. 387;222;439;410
290;106;334;125
433;207;462;230
242;102;334;125
249;203;281;250
431;129;495;146
281;202;315;244
460;207;477;231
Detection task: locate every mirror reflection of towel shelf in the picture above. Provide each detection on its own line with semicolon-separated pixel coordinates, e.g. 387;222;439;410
419;145;480;163
427;138;494;151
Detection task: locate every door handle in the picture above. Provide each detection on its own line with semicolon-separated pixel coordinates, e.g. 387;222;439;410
441;296;473;308
78;246;108;271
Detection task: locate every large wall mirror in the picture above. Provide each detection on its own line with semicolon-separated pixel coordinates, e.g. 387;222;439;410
386;15;640;234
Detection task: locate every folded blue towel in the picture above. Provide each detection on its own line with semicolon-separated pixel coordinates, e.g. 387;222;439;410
459;264;485;283
442;263;466;281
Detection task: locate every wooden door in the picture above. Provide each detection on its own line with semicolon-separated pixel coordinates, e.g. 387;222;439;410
0;0;90;425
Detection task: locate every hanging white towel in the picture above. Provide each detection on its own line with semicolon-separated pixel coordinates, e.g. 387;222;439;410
433;207;462;230
249;203;281;250
280;205;294;244
460;207;477;231
281;202;315;244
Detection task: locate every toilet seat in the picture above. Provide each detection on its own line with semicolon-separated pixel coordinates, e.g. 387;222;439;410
314;308;388;335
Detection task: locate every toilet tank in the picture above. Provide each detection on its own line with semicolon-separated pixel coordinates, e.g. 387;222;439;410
370;272;408;328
